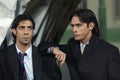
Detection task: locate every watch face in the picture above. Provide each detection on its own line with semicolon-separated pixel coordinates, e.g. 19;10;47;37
47;48;52;53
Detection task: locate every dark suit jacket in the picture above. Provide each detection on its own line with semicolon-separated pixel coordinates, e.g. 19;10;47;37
60;35;120;80
0;44;61;80
38;42;62;80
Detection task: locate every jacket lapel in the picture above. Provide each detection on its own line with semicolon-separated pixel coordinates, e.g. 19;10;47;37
7;44;19;80
32;46;43;80
79;36;97;70
71;41;82;68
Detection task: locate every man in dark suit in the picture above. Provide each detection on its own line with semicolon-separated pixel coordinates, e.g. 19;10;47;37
49;9;120;80
0;14;61;80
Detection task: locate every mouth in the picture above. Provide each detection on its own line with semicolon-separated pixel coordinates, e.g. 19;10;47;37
23;37;29;41
74;34;79;37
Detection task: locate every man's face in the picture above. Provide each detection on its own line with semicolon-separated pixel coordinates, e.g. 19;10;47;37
12;20;34;46
70;16;94;42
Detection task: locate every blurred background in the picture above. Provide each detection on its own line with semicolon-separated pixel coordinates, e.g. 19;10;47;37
0;0;120;80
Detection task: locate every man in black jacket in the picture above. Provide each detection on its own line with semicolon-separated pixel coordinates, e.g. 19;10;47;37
0;14;61;80
49;9;120;80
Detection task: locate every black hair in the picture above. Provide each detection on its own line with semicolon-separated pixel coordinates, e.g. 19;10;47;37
69;9;100;37
11;14;35;29
11;14;35;41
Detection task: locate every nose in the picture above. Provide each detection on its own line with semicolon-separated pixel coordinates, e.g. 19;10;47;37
72;26;77;32
24;28;29;34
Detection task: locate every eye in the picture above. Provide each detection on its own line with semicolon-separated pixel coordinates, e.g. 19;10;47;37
70;24;74;27
18;26;25;30
27;26;33;30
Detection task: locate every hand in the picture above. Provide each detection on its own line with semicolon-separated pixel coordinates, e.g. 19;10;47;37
50;47;66;66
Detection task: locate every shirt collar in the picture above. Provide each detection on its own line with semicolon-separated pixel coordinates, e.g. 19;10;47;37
15;44;32;58
80;41;89;46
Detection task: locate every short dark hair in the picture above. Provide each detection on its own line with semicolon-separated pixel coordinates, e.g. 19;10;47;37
11;14;35;41
69;9;100;37
11;14;35;29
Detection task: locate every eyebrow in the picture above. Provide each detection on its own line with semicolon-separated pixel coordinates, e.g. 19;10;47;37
70;23;82;26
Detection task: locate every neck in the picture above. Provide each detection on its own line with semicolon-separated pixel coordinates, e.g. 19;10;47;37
81;33;92;44
16;43;31;52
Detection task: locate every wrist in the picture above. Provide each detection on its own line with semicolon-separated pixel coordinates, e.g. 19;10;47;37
48;47;59;53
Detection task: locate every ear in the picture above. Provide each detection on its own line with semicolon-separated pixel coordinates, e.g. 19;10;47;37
89;22;94;31
12;29;16;35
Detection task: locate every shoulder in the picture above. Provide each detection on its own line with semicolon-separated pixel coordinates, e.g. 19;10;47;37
32;45;37;50
68;37;75;42
0;44;15;56
38;41;57;52
97;37;118;50
94;37;119;56
0;47;8;60
0;48;6;57
67;37;79;44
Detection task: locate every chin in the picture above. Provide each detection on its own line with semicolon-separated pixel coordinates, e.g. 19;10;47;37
23;43;28;46
74;37;81;41
22;41;30;45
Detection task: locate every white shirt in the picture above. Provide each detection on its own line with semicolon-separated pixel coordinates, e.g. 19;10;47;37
16;44;34;80
80;42;89;54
